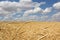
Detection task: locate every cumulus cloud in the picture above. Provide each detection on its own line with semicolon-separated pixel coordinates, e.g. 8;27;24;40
20;0;32;2
51;2;60;21
14;15;49;22
0;0;48;21
0;0;60;22
23;7;52;16
0;1;21;15
23;7;43;16
0;0;45;15
11;15;39;21
43;7;52;14
53;2;60;10
51;12;60;21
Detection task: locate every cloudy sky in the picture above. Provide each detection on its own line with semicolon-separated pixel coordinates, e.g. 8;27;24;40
0;0;60;21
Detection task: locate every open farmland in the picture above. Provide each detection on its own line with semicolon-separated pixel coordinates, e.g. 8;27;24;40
0;22;60;40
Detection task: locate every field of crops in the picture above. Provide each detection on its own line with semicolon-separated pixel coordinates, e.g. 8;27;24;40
0;22;60;40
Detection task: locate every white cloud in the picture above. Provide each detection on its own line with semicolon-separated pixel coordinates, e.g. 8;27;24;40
52;12;60;21
23;7;52;16
23;7;43;16
39;16;48;21
0;0;58;22
20;0;32;2
33;7;43;13
53;2;60;10
0;0;47;21
14;15;39;21
43;7;52;14
40;16;48;19
0;1;45;15
20;15;48;21
51;2;60;21
0;1;21;15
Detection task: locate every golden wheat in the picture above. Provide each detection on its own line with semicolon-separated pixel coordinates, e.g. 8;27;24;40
0;22;60;40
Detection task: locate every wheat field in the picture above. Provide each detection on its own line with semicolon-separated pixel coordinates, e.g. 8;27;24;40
0;22;60;40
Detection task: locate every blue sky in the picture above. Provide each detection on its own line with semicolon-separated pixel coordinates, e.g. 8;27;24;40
0;0;60;21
